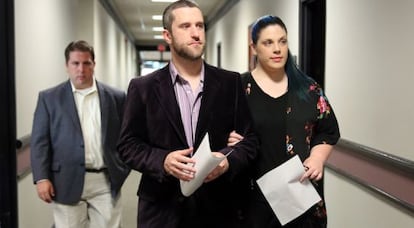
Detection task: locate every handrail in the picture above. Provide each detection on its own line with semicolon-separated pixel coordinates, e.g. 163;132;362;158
326;138;414;213
16;135;31;180
17;135;414;213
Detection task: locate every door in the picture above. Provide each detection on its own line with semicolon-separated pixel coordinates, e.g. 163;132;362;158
299;0;326;88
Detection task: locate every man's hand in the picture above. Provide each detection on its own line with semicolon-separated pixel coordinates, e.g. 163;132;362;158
164;148;196;181
36;180;55;203
204;152;229;183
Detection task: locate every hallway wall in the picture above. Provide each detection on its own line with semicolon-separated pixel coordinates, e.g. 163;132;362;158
206;0;414;162
14;0;137;226
205;0;414;227
205;0;299;72
13;0;414;227
325;0;414;162
14;0;137;139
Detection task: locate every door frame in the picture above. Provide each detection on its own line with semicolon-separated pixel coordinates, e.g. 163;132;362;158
0;0;18;227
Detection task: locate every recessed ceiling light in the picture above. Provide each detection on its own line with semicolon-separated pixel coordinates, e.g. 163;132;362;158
154;35;164;39
152;15;163;20
152;27;164;31
151;0;176;2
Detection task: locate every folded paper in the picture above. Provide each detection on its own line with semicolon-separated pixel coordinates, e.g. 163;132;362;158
257;155;321;225
180;133;225;196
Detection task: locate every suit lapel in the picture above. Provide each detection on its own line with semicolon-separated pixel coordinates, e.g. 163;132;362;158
154;66;187;146
193;64;221;148
97;81;109;145
62;81;83;134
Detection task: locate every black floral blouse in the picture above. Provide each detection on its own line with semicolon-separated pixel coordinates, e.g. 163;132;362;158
241;72;340;228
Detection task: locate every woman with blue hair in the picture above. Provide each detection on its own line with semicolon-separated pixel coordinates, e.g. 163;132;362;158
229;15;340;227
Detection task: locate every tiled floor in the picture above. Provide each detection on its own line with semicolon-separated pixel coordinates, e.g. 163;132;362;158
121;171;141;227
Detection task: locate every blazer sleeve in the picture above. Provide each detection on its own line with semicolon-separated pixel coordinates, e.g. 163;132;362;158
223;74;259;180
30;92;52;183
117;78;172;183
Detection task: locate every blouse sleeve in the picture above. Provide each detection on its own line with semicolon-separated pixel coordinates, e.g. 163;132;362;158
310;83;340;148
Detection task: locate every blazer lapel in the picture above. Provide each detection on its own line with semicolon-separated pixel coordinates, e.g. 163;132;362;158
154;67;187;146
97;81;109;144
193;64;221;149
62;81;83;134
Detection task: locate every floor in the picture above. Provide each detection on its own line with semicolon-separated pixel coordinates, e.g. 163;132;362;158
17;171;141;228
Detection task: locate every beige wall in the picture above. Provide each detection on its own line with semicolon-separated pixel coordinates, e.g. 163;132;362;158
206;0;414;162
15;0;136;139
205;0;414;227
93;0;137;90
206;0;298;72
325;0;414;161
15;0;137;226
14;0;414;227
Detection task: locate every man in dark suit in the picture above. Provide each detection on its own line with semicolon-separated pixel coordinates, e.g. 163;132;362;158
117;1;258;228
31;40;130;227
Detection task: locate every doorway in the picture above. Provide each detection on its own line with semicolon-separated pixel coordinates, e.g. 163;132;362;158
299;0;326;88
0;0;18;227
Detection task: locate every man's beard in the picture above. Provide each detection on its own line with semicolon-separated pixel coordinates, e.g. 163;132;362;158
171;40;204;61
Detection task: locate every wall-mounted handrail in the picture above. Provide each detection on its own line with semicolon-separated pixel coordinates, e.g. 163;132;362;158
16;135;31;180
326;138;414;213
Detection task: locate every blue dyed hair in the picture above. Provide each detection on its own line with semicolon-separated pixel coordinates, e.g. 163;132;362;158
251;15;314;101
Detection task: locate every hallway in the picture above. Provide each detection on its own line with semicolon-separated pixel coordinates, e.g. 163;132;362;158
3;0;414;227
18;171;141;228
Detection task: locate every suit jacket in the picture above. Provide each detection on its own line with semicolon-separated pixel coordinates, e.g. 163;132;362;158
31;80;130;204
118;63;258;228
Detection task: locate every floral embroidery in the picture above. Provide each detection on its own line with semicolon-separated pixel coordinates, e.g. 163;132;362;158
309;83;331;119
314;200;327;219
245;83;251;95
286;135;295;155
304;122;314;151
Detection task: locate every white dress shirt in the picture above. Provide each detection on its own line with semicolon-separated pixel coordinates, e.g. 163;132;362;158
71;80;105;169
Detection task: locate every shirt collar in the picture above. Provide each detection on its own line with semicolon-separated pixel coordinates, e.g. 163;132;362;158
71;78;97;96
169;61;205;84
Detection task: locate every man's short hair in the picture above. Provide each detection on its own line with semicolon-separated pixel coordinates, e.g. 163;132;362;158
64;40;95;63
162;0;201;32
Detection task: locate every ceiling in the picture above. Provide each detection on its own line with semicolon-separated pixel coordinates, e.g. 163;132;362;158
104;0;236;47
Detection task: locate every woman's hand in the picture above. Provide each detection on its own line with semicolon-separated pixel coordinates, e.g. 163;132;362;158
227;130;243;146
300;144;333;182
204;152;229;183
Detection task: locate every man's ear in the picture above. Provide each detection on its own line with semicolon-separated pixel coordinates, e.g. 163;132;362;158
163;29;172;44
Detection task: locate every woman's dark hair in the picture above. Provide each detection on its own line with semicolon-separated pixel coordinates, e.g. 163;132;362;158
251;15;314;100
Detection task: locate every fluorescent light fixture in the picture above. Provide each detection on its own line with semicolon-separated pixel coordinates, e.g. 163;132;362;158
154;35;164;39
151;0;176;2
152;15;162;20
152;27;164;31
